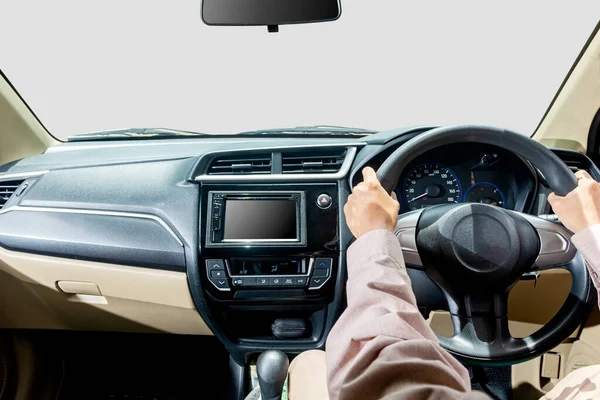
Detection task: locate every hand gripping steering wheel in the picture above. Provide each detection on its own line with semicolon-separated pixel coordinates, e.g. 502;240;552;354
376;125;596;365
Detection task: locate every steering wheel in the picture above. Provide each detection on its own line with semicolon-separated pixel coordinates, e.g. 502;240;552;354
376;125;596;365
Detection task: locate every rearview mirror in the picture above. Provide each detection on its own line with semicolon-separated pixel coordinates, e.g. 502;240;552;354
201;0;341;31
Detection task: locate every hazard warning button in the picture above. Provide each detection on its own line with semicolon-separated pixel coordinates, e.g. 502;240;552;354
316;193;333;210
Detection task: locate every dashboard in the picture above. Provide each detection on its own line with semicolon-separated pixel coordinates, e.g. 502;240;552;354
0;126;597;384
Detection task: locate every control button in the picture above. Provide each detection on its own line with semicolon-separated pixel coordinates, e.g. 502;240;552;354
212;216;221;231
206;259;226;271
309;277;327;289
270;277;283;286
316;194;332;209
211;278;230;290
292;277;308;287
257;277;270;286
244;277;257;287
313;268;330;278
315;258;333;270
210;270;227;279
232;277;257;287
212;204;222;217
282;278;295;286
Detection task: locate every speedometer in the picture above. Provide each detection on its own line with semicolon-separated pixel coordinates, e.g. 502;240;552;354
403;163;462;210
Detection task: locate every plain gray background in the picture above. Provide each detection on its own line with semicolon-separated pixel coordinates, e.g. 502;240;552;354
1;0;599;139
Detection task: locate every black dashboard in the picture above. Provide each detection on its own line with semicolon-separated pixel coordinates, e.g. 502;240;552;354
0;126;598;384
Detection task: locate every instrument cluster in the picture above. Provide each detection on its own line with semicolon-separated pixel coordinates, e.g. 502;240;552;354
395;143;536;214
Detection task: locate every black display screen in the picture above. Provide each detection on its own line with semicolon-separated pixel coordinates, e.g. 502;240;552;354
223;199;298;240
230;259;304;276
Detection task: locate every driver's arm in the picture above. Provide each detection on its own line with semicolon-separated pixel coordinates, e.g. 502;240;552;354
326;167;490;400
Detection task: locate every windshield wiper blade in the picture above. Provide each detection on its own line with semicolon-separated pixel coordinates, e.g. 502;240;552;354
68;128;211;142
294;125;376;133
235;125;376;136
67;125;377;142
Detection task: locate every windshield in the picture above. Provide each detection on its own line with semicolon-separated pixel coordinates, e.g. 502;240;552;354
1;1;598;140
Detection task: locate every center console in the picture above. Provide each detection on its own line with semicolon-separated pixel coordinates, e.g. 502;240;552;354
201;184;338;300
199;183;340;347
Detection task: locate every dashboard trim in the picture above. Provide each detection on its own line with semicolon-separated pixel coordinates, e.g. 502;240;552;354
0;205;184;246
0;170;49;181
195;146;358;182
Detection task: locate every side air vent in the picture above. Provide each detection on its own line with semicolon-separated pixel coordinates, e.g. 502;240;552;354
282;150;347;174
207;155;272;175
0;180;24;209
563;159;585;173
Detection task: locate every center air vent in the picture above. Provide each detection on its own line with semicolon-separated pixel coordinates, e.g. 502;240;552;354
0;180;24;209
207;155;272;175
282;150;347;174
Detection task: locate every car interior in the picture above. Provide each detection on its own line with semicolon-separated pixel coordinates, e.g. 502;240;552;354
1;2;600;399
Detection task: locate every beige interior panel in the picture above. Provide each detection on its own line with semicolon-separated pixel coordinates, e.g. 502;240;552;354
0;245;213;335
508;269;572;335
577;306;600;354
534;29;600;151
0;75;57;166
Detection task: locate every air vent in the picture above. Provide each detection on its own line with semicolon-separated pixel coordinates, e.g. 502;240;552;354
282;150;347;174
207;155;272;175
563;159;585;173
0;180;24;209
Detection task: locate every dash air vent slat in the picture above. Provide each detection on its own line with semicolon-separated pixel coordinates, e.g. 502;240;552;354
0;180;25;209
208;155;272;175
563;160;584;173
282;150;346;174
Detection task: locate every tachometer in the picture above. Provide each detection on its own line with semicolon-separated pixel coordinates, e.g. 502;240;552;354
465;182;505;208
403;163;462;210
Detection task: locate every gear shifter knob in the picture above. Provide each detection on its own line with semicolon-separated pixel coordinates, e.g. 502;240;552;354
257;350;289;400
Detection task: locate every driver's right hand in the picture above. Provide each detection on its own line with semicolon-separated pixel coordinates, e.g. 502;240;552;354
549;170;600;233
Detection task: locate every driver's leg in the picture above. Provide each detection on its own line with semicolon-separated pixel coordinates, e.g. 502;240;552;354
539;365;600;399
288;350;329;400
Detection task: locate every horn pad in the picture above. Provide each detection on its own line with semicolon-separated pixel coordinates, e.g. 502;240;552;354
416;204;539;291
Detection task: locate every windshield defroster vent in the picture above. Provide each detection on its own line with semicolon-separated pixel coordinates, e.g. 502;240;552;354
207;155;272;175
282;150;347;174
0;180;25;210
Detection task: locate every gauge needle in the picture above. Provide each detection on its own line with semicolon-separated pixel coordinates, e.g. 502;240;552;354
408;193;427;202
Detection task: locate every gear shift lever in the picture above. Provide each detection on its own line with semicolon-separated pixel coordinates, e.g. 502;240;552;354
257;350;289;400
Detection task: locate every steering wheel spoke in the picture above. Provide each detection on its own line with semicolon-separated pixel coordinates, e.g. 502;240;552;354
512;212;577;271
394;209;424;269
439;292;516;359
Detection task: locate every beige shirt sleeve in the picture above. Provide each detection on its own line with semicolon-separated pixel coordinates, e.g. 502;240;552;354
325;229;490;400
571;224;600;309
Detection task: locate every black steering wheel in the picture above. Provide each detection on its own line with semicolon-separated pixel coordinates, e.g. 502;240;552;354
376;125;596;365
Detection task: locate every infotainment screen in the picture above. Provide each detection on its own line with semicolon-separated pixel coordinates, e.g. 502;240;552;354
223;199;298;241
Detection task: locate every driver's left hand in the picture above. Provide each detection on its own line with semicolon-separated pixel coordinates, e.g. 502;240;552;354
344;167;399;239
